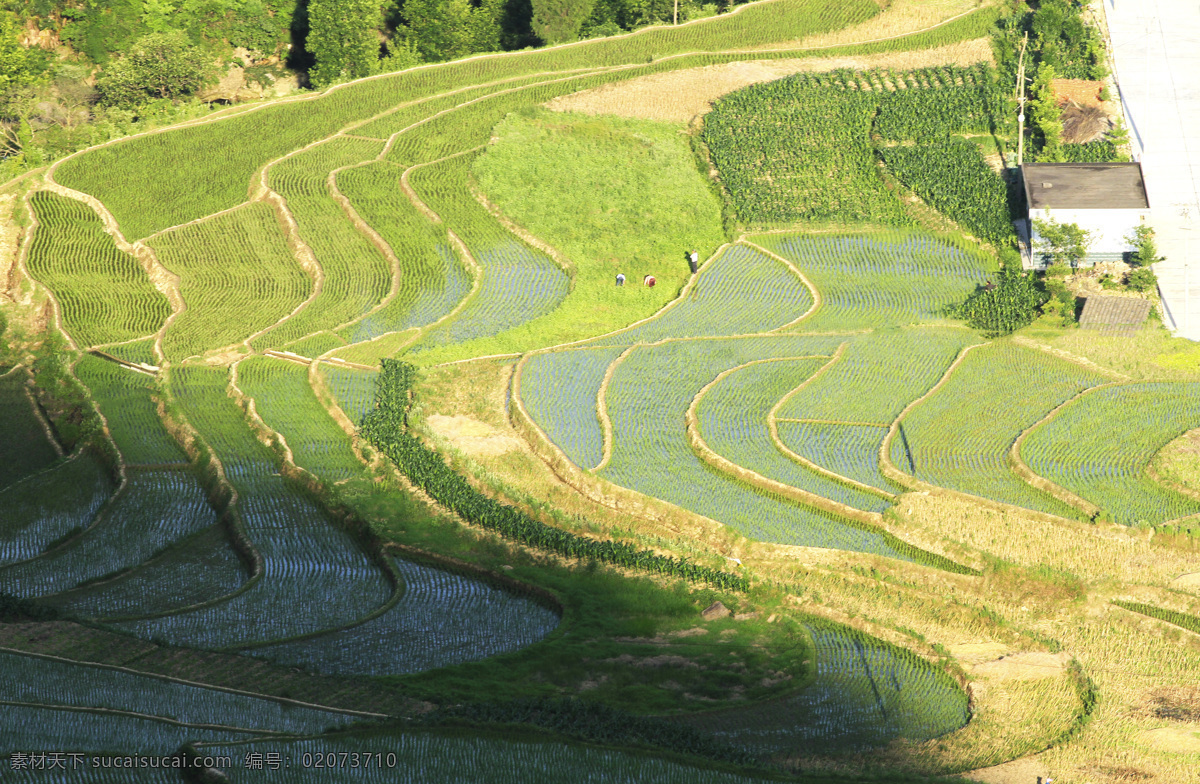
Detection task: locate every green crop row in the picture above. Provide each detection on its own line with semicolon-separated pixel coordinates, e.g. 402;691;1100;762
1113;601;1200;636
897;342;1107;518
1022;382;1200;525
336;162;470;343
149;203;310;361
878;138;1015;246
362;360;749;591
75;355;186;466
257;137;390;349
26;191;171;348
0;368;61;491
55;0;874;240
236;356;365;483
756;232;989;331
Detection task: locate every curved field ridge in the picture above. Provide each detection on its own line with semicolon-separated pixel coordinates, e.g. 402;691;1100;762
75;355;187;466
756;232;988;330
46;524;249;619
259;137;391;348
25;191;171;348
0;369;60;492
0;454;114;566
52;0;878;240
1023;382;1200;525
894;342;1107;518
253;556;560;676
597;335;913;556
776;422;897;495
198;730;788;783
149;203;311;362
122;367;391;649
0;471;217;598
237;356;365;483
1;703;256;755
677;623;968;757
337;163;471;342
404;157;570;355
0;650;354;735
520;346;627;469
586;244;815;346
693;357;891;513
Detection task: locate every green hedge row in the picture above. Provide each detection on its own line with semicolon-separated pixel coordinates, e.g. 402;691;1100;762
362;361;749;592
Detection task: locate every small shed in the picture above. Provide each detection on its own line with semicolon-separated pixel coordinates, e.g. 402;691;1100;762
1078;294;1153;334
1022;162;1150;269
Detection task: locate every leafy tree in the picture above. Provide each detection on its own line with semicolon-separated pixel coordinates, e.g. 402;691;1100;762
1127;267;1157;293
96;31;209;107
1126;224;1162;267
1032;214;1093;267
400;0;503;62
950;263;1049;337
0;13;49;94
1030;63;1063;161
531;0;595;44
307;0;382;87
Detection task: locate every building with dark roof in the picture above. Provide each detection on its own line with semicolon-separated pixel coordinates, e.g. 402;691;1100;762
1021;162;1151;268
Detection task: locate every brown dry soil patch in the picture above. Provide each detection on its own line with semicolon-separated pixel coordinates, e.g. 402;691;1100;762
971;652;1070;681
946;641;1010;665
1137;686;1200;723
750;0;993;51
426;413;522;457
965;756;1052;784
545;39;993;124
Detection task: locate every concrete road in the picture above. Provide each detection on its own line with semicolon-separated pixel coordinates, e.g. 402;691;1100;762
1104;0;1200;339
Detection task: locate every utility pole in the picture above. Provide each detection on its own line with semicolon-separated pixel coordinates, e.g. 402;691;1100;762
674;0;679;25
1016;33;1029;167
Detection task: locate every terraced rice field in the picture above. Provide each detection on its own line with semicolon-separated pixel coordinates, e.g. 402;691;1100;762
75;355;186;466
45;524;250;618
519;346;626;469
236;356;365;483
895;342;1107;518
0;650;355;735
598;336;910;554
678;623;969;756
755;233;988;330
1022;382;1200;524
336;162;471;342
13;0;1181;772
150;203;311;361
0;368;60;490
694;356;891;512
319;364;380;425
25;192;171;348
254;556;560;676
585;244;814;346
0;453;114;566
0;471;217;598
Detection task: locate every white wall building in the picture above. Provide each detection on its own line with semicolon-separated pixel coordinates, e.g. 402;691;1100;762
1022;162;1151;268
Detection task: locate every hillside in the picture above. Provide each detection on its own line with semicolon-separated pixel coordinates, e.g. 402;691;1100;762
3;0;1200;781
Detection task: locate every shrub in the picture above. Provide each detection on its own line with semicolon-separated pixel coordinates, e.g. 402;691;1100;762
96;32;209;107
1128;267;1157;292
950;264;1049;337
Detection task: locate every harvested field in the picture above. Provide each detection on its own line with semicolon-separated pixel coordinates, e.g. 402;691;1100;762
426;413;522;456
748;0;993;51
544;39;993;123
971;652;1070;681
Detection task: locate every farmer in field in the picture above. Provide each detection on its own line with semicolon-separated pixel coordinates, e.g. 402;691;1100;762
616;273;625;286
688;250;699;274
644;274;656;287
